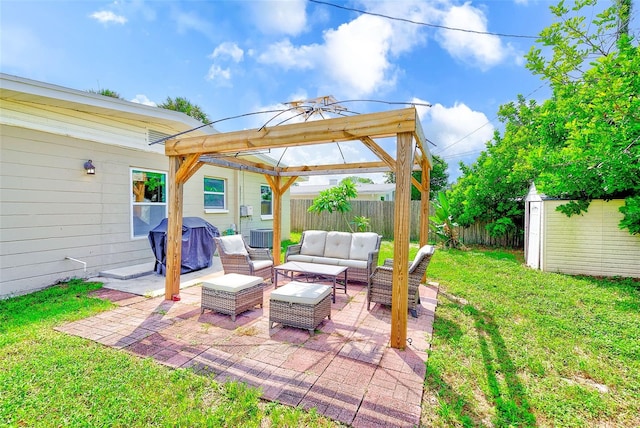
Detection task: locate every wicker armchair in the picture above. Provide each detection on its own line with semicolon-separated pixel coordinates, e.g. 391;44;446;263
214;235;274;282
367;245;435;318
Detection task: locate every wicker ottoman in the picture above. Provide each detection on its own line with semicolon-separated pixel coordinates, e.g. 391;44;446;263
269;281;332;335
201;273;265;321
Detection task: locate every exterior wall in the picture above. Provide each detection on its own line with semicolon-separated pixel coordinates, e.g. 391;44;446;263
541;199;640;278
1;126;290;298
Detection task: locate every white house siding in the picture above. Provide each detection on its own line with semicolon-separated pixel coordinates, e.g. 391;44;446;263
542;199;640;278
1;124;290;297
0;77;291;297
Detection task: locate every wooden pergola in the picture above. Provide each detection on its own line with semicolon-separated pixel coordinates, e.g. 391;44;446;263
163;107;431;349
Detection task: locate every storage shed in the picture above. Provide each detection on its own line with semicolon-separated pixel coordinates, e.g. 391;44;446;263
525;183;640;278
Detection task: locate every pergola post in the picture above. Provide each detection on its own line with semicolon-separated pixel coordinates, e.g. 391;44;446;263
420;164;430;247
265;175;298;264
165;155;184;300
390;131;413;349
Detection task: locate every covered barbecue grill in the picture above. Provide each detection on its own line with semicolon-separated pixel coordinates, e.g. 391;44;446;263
148;217;220;275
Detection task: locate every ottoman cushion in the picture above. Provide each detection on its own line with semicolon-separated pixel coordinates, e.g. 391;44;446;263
270;281;332;305
203;273;263;293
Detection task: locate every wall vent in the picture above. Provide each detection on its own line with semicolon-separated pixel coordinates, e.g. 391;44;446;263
250;229;273;248
148;129;172;144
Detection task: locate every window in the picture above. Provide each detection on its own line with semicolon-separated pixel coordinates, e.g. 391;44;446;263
131;169;167;238
204;177;226;211
261;184;273;217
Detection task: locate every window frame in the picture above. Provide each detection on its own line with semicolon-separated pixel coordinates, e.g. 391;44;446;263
130;168;168;240
260;184;273;220
204;176;228;213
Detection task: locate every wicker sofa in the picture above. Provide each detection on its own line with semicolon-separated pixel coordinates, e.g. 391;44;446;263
285;230;381;283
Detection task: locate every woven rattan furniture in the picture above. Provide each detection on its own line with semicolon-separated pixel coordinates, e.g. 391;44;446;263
367;245;435;318
285;230;381;283
269;281;332;335
201;273;265;321
214;235;273;282
274;261;347;303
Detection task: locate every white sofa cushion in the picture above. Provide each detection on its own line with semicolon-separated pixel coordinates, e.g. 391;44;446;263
337;259;368;270
220;235;248;256
270;281;332;305
349;232;379;261
252;260;273;270
311;256;341;266
409;245;435;272
324;231;352;259
286;254;314;263
202;273;262;292
300;230;327;256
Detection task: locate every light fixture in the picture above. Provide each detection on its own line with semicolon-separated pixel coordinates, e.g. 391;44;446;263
84;160;95;175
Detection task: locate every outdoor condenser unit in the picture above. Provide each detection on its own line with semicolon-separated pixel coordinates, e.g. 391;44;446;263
250;229;273;248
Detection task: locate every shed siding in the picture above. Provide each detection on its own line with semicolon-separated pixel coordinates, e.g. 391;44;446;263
542;200;640;277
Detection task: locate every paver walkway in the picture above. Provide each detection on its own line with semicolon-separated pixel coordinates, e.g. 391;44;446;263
56;278;438;427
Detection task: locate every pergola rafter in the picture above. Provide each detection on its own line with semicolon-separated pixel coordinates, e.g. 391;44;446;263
164;107;431;349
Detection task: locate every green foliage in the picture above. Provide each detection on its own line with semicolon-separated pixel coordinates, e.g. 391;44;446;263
429;192;463;249
87;88;123;99
448;95;537;237
449;0;639;236
159;96;210;124
351;215;370;232
341;176;373;184
619;195;640;234
308;178;366;232
384;154;449;200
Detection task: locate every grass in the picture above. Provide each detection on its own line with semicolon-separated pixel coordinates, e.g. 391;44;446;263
423;248;640;427
0;279;339;427
3;241;639;427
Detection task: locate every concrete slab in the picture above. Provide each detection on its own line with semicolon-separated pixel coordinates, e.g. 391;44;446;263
94;257;225;297
99;263;154;280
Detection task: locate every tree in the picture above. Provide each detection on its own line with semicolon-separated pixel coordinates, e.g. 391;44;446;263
308;179;367;232
429;192;464;249
525;0;639;233
384;154;449;200
448;96;540;237
448;0;639;237
341;176;373;184
87;88;123;99
159;96;210;124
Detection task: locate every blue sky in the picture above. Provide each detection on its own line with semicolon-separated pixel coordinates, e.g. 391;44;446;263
1;0;591;183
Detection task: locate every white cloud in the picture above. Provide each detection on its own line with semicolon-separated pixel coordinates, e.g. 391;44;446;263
414;97;494;181
323;15;396;96
130;94;156;106
258;39;318;70
206;65;232;82
210;42;244;62
249;0;307;36
90;10;127;25
175;11;213;37
257;14;402;97
435;3;508;70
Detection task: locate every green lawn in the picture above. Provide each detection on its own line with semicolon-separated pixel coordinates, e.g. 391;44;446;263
423;248;640;427
0;279;338;427
2;243;638;427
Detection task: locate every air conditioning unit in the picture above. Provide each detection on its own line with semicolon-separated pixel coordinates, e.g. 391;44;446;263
250;229;273;248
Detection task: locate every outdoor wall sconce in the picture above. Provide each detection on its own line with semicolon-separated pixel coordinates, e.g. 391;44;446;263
84;160;96;175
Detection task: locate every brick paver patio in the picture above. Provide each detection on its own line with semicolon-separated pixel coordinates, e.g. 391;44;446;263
56;278;438;427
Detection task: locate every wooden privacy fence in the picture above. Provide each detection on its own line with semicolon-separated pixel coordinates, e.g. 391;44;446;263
290;199;524;247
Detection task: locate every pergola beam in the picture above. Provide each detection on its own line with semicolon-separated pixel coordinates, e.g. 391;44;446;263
165;108;419;156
